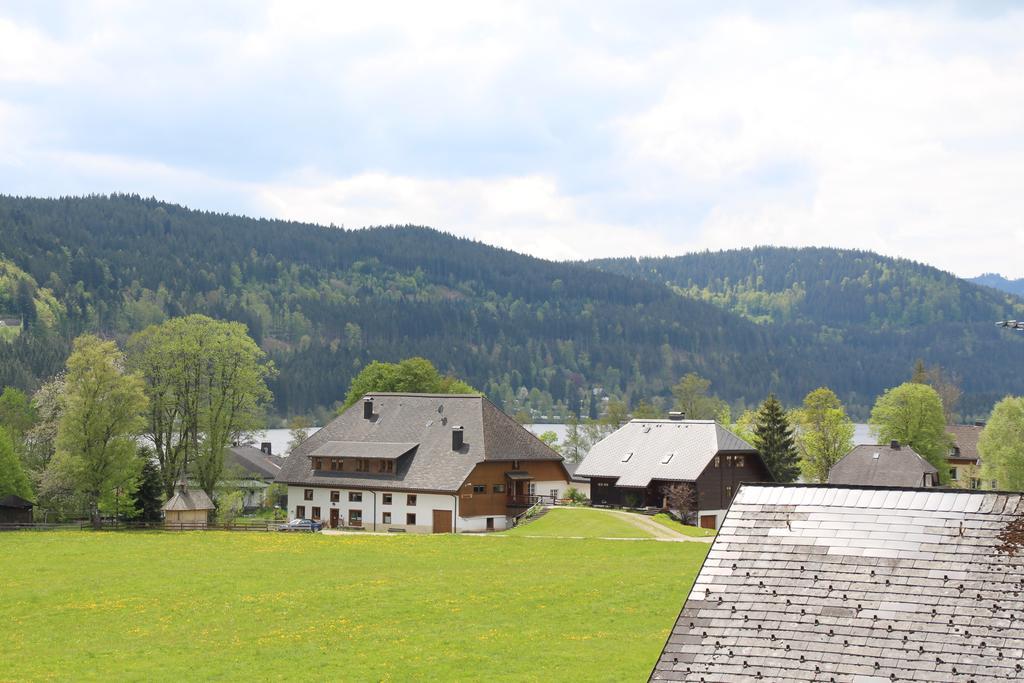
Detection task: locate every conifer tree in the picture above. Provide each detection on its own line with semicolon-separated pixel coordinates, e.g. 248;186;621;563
753;394;799;482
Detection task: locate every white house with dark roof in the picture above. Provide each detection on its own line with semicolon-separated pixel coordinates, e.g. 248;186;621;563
652;483;1024;681
576;415;772;529
275;393;570;533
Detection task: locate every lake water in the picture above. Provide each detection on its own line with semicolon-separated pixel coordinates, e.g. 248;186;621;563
251;422;877;458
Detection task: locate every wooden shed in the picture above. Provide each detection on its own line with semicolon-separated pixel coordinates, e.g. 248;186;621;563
162;480;215;529
0;495;34;524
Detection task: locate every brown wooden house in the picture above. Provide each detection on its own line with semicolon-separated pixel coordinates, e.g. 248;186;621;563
0;495;33;524
576;415;773;529
276;393;570;532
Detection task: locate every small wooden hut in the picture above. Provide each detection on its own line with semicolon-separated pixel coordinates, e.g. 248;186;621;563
162;480;215;529
0;495;34;524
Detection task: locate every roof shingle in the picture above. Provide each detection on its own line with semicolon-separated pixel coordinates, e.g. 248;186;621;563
651;483;1024;681
576;419;758;487
276;393;563;492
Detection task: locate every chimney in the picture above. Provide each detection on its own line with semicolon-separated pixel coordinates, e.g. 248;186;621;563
452;426;464;451
668;411;685;421
890;440;900;450
363;398;374;420
260;442;272;455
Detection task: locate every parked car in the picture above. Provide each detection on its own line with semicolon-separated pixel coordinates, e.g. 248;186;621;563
278;518;323;532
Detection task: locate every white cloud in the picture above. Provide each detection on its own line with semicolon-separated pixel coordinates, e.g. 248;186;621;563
256;170;671;261
2;2;1024;276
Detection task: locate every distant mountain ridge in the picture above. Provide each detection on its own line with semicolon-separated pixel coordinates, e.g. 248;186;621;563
1;195;1022;422
970;273;1024;297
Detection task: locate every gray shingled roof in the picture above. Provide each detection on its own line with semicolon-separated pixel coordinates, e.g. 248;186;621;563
829;444;939;488
576;420;758;488
0;494;33;509
162;485;215;512
228;445;283;479
652;483;1024;681
948;424;983;461
309;441;418;460
276;393;564;493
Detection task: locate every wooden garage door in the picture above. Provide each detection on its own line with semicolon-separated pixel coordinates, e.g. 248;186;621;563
432;509;453;534
700;514;717;530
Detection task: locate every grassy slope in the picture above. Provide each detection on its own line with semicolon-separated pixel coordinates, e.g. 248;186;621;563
504;508;656;538
650;513;716;538
0;532;706;681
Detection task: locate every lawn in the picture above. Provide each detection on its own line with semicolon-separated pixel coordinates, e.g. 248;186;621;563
650;513;716;538
0;531;707;682
504;507;656;538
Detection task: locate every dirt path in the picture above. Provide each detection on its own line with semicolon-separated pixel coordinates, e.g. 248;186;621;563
553;507;715;543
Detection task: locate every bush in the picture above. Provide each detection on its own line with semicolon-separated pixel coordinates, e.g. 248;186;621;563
565;486;588;505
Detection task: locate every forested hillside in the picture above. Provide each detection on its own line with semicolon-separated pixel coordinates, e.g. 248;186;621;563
1;196;1022;422
970;273;1024;297
591;247;1024;418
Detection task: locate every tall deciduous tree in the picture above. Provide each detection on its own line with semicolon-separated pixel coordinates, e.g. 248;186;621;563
342;357;476;409
979;397;1024;491
0;426;33;499
24;374;65;477
672;372;727;420
286;415;313;455
869;382;951;484
128;315;275;498
753;395;799;482
53;335;148;528
910;360;961;425
793;387;855;483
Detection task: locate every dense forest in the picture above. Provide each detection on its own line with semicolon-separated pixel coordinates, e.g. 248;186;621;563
1;195;1023;422
590;247;1024;418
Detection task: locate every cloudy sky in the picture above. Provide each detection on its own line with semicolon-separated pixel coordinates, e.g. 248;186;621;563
2;1;1023;276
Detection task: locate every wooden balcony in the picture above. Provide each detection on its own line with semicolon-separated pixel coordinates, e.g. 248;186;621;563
506;494;556;508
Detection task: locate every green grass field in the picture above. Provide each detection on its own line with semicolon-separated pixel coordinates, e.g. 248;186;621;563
503;508;656;538
650;513;716;537
0;531;707;682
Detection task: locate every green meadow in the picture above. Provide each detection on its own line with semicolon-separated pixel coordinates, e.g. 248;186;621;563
0;530;707;682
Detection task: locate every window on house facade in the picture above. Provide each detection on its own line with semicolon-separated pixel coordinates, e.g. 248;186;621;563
330;490;340;502
382;493;392;505
550;489;558;499
724;485;733;500
714;456;720;468
348;509;362;526
349;492;362;502
330;459;341;471
304;489;313;501
378;460;394;473
407;494;417;506
486;517;494;530
528;483;536;496
512;460;520;469
406;513;416;525
311;507;321;520
355;458;370;472
472;485;486;494
950;467;958;481
313;457;323;470
296;505;306;518
493;484;505;493
382;512;392;525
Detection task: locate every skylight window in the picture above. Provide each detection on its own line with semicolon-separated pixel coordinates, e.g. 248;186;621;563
621;452;633;462
662;452;675;464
